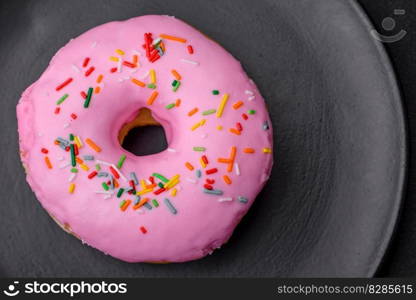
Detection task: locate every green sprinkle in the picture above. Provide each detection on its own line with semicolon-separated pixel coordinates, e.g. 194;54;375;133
69;133;74;141
147;83;156;89
172;80;181;92
70;144;76;167
117;188;125;198
95;164;101;171
152;173;169;183
193;146;206;152
202;109;216;115
247;109;256;115
152;199;159;207
212;90;219;95
165;103;175;110
117;154;126;169
56;94;69;105
158;182;164;188
83;87;93;108
102;182;109;191
70;168;78;173
171;80;178;87
119;200;126;208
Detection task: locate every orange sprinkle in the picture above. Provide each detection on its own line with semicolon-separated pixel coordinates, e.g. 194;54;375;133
217;158;231;163
243;148;255;153
76;157;84;164
85;138;102;152
133;198;149;210
188;107;198;116
44;156;52;169
96;74;103;83
175;99;181;107
229;128;241;135
145;183;157;189
160;34;187;43
223;175;232;185
131;78;145;87
147;91;159;105
120;199;132;211
185;162;194;171
232;101;244;110
160;42;166;52
133;55;138;64
114;179;120;188
228;146;237;172
171;69;182;80
94;86;101;94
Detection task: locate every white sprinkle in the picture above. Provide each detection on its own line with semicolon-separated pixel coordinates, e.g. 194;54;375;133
68;173;76;182
95;159;112;166
111;164;128;182
186;177;197;184
117;58;122;73
181;58;199;65
63;123;70;129
167;148;177;153
95;191;113;195
57;156;64;161
103;194;112;200
248;95;255;101
71;64;80;73
235;162;241;176
245;90;254;95
261;173;270;183
117;78;124;83
145;179;152;185
91;41;97;48
59;162;71;169
218;197;233;202
200;133;208;139
139;71;149;80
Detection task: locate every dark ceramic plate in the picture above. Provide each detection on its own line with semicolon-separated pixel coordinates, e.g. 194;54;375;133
0;0;406;277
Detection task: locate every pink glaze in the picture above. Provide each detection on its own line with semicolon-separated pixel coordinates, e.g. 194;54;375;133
16;15;273;262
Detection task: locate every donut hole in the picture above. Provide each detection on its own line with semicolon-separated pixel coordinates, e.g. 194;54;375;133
119;108;168;156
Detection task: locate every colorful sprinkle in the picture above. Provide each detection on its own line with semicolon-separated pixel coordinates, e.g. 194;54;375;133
68;183;75;194
164;198;178;214
140;226;147;234
205;168;218;175
212;90;219;95
56;94;69;105
147;91;159;105
216;93;229;118
247;109;256;115
223;175;232;185
83;87;93;108
131;78;146;87
238;196;248;203
188;107;199;116
117;154;127;169
152;173;169;183
171;69;182;80
165;103;175;109
185;162;194;171
203;189;223;195
85;66;95;77
82;57;90;68
55;78;73;91
263;148;272;154
152;199;159;207
202;109;216;116
187;45;194;54
232;101;243;110
85;138;101;152
243;148;255;153
160;34;187;43
44;156;53;169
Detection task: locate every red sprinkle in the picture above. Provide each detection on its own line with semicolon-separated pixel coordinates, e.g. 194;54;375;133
65;146;70;152
54;107;60;114
205;168;218;175
206;179;215;184
82;57;90;68
201;155;209;165
74;144;79;156
129;180;136;189
110;67;117;73
236;122;243;131
204;184;213;190
41;148;49;154
88;171;98;179
80;91;87;99
187;45;194;54
154;187;166;195
85;66;95;77
70;113;77;120
242;113;248;120
149;176;155;184
122;61;136;68
55;78;73;91
109;166;120;179
140;226;147;234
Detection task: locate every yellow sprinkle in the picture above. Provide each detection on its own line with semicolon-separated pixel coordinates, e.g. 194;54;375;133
170;188;177;197
200;157;207;168
109;56;120;62
137;188;153;195
217;125;223;130
164;175;180;188
75;136;83;148
115;49;125;56
263;148;272;153
150;69;156;84
140;179;146;189
216;93;229;118
80;164;89;171
191;119;206;131
68;183;75;194
74;136;81;148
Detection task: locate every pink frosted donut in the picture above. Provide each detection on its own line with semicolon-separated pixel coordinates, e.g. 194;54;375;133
16;15;273;262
